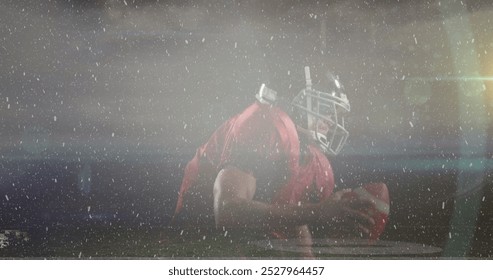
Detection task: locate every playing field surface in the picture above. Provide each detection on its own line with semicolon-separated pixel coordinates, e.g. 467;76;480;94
0;226;456;259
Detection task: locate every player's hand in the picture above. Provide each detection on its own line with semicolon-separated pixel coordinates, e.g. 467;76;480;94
317;189;376;238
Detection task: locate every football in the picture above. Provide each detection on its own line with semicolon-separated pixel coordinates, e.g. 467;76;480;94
345;183;390;240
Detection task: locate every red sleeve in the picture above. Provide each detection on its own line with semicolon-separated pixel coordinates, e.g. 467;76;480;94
218;102;291;177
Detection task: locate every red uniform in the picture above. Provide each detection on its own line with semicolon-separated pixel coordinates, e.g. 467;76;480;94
173;101;334;225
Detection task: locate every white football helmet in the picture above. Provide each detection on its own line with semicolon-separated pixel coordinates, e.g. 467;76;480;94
291;67;350;155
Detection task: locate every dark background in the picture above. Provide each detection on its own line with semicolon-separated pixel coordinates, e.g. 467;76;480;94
1;0;493;258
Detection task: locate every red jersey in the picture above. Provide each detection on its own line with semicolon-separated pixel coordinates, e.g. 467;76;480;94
173;101;334;224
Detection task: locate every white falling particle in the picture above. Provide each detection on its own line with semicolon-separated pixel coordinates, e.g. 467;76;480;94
409;121;414;128
78;252;82;258
112;132;115;137
4;195;9;201
202;38;205;42
442;202;445;209
449;232;452;239
54;115;57;122
123;0;128;6
87;206;91;212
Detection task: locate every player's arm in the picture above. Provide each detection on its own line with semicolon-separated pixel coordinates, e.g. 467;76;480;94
213;166;375;232
213;166;320;229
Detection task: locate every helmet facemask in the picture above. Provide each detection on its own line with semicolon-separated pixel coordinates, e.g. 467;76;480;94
291;67;350;156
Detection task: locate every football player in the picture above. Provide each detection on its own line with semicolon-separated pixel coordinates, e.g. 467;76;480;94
172;67;383;257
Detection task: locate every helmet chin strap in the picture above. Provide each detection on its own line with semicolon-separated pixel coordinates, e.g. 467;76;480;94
313;131;328;146
295;125;313;139
295;125;329;153
311;131;329;154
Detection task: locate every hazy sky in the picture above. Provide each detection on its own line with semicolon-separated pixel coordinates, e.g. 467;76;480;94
1;0;492;160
